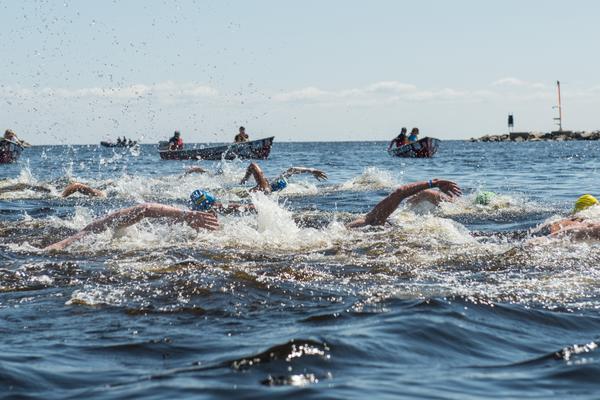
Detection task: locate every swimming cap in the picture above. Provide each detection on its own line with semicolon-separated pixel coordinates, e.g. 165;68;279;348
190;189;216;211
574;194;599;213
474;191;496;205
270;177;288;192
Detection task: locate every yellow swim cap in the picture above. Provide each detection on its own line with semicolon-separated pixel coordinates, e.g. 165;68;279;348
574;194;599;213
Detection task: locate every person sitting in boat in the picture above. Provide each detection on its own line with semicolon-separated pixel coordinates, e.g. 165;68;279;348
1;130;14;153
234;126;249;143
3;129;17;142
240;162;327;193
2;129;28;147
116;137;123;145
408;127;420;143
169;131;184;150
128;138;134;147
388;127;408;150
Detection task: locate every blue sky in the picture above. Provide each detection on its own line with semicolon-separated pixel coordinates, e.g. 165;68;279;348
1;0;599;144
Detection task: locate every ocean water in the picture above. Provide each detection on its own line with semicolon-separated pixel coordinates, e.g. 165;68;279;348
2;140;600;399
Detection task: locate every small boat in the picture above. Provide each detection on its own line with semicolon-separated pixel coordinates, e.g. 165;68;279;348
158;136;275;160
0;140;24;164
388;137;440;158
101;141;138;148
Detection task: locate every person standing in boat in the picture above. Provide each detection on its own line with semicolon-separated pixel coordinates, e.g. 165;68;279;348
408;127;419;143
388;127;408;150
169;131;184;150
234;126;249;143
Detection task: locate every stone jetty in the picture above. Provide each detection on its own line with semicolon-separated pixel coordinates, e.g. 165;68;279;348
470;130;600;142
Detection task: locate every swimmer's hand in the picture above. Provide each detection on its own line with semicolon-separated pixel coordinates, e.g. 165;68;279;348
433;179;462;197
312;169;328;181
184;211;220;230
282;167;328;181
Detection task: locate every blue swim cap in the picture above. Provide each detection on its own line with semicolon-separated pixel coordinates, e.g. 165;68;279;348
190;189;216;211
270;177;288;192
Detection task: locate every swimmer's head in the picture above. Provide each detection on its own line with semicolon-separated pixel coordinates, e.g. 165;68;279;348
190;189;216;211
474;191;496;205
270;177;288;192
574;194;599;213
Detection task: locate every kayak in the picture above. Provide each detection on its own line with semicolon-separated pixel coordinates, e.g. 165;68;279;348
388;137;440;158
158;136;275;160
101;141;137;148
0;140;24;164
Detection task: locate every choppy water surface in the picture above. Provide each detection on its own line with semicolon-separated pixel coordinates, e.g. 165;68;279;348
2;140;600;399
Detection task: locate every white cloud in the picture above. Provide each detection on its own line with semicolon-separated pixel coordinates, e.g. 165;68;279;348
273;86;330;102
492;77;546;89
273;81;493;105
365;81;417;93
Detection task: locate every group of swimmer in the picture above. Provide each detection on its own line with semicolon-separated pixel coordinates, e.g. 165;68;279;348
42;162;328;250
4;126;598;251
388;127;420;150
5;158;591;250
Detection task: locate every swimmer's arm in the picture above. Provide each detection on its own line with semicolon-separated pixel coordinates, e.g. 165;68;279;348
44;230;92;251
281;167;328;181
0;183;51;194
355;179;461;227
183;166;208;176
551;224;600;240
45;203;219;251
536;218;582;235
83;204;218;232
126;204;219;230
61;182;105;198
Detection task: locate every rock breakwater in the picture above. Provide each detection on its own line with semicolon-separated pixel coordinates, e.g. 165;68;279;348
470;130;600;142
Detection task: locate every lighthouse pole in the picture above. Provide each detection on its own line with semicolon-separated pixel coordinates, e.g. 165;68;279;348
554;80;563;132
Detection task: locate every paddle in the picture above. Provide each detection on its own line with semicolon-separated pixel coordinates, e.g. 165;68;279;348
13;135;31;147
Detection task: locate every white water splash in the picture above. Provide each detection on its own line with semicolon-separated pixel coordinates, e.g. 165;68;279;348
437;192;551;218
215;192;347;251
338;167;398;191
